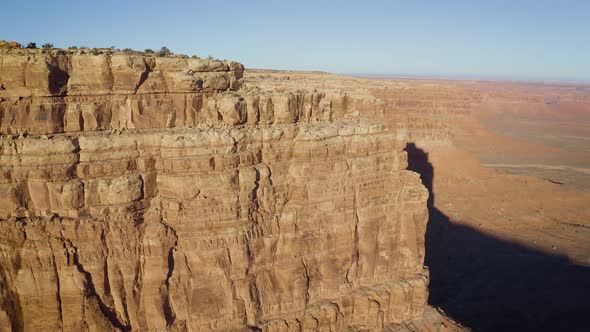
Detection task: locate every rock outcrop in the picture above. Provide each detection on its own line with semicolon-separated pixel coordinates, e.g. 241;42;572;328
0;48;244;134
0;49;439;331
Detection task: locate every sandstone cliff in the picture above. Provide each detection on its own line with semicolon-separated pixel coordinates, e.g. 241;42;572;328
0;49;445;331
243;70;482;149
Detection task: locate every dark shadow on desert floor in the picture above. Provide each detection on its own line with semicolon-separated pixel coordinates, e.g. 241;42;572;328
405;142;590;332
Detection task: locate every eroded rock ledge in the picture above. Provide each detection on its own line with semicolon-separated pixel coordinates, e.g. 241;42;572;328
0;49;442;331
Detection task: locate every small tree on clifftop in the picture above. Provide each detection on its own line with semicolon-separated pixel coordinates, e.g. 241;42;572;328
26;42;37;49
42;43;54;49
158;46;171;57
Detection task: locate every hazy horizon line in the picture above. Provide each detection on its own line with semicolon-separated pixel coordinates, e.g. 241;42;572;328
339;72;590;85
249;67;590;85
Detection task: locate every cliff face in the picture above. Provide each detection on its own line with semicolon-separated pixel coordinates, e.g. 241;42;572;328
243;70;482;149
374;84;478;147
0;50;433;331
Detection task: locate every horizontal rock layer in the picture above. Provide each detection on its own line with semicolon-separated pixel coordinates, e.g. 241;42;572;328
0;51;243;134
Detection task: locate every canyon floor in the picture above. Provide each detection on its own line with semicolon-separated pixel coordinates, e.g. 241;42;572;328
376;77;590;331
248;71;590;331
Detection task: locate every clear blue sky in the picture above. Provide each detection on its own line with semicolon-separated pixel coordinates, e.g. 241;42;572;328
2;0;589;81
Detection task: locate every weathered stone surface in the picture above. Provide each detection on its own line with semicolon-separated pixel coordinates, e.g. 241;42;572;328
0;49;441;331
0;50;245;134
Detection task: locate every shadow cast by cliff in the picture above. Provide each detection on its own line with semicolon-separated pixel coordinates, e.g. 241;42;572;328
405;142;590;332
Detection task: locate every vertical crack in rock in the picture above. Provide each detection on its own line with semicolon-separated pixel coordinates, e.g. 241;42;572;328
307;314;321;330
347;185;360;286
369;297;384;328
159;216;178;327
68;137;84;209
224;246;233;282
115;266;131;330
301;259;311;307
134;58;153;93
50;240;64;329
244;165;269;327
66;239;131;331
330;301;344;319
100;229;112;304
245;240;261;325
96;225;131;327
131;215;146;327
105;54;114;92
